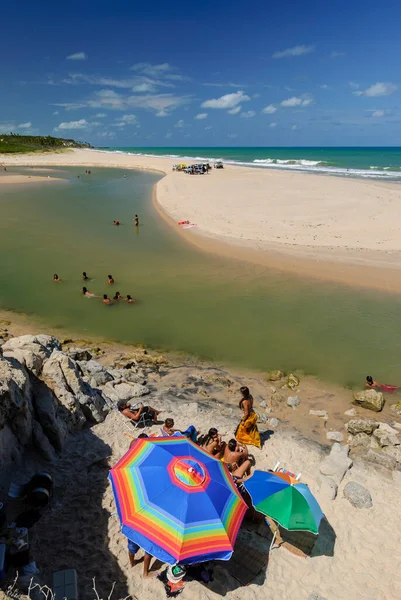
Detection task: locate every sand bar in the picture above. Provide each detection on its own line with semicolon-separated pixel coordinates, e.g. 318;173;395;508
2;148;401;292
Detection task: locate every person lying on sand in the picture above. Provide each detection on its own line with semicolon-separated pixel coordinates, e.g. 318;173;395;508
107;274;115;285
160;419;197;442
223;439;249;470
197;428;225;458
118;400;160;424
102;294;112;305
127;539;155;578
53;274;62;282
82;287;96;297
113;291;121;301
366;375;379;388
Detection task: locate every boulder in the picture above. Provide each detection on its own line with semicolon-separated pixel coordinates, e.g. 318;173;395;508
114;382;150;401
287;395;300;409
343;482;373;509
344;408;357;417
326;431;344;442
31;420;57;462
391;421;401;431
316;474;338;501
319;443;353;485
346;419;379;436
267;417;280;427
366;449;397;470
266;370;284;381
390;401;401;416
0;355;33;448
68;347;92;362
2;334;61;376
382;446;401;465
348;432;371;448
282;374;300;390
79;360;114;388
259;400;267;408
310;410;329;418
372;426;400;448
42;351;107;424
353;389;384;412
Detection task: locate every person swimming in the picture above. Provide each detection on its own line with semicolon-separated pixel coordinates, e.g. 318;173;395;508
113;220;120;226
102;294;111;305
126;295;135;303
107;275;115;285
82;287;95;297
366;376;379;388
134;214;139;226
82;272;89;281
113;291;121;301
53;274;61;282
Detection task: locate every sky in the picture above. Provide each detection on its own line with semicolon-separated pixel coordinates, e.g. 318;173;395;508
2;0;401;147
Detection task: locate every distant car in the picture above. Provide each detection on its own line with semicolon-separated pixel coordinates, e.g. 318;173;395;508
214;161;224;169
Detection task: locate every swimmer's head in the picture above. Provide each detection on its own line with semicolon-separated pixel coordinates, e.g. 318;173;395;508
103;294;108;300
127;294;132;300
366;376;373;384
83;287;87;294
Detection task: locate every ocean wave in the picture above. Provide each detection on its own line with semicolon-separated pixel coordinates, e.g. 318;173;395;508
96;148;401;180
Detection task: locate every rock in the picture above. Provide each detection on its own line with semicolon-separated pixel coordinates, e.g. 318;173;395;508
68;347;92;362
348;432;371;448
287;395;300;409
258;414;268;424
114;382;150;401
90;371;114;388
266;370;284;381
282;373;300;390
78;360;114;387
344;408;357;417
310;410;329;418
391;421;401;431
382;446;401;465
346;418;379;435
32;420;56;462
123;371;147;385
316;474;338;500
390;401;401;416
373;425;400;448
42;351;107;424
343;481;373;508
326;431;344;442
353;389;384;412
307;593;327;600
267;417;280;427
366;449;397;470
259;400;267;408
369;436;380;449
2;334;61;376
319;443;353;485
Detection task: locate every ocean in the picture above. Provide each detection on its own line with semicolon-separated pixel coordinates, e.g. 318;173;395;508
101;146;401;180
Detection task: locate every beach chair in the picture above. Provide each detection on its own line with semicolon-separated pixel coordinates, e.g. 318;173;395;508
272;461;301;480
112;401;152;432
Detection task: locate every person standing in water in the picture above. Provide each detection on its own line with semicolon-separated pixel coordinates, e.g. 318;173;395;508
82;272;89;281
102;294;112;305
134;214;139;227
113;291;121;301
107;275;115;285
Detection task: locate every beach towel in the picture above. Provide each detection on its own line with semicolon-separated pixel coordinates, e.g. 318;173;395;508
235;412;261;448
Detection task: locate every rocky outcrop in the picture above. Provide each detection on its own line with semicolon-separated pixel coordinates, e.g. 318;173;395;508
353;389;384;412
346;418;379;435
317;443;353;500
343;482;373;508
0;336;109;470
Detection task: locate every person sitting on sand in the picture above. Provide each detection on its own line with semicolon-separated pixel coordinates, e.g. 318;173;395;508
113;291;121;301
127;539;154;578
129;433;148;449
197;428;225;458
102;294;112;305
223;439;249;470
82;286;96;297
126;295;135;303
366;375;379;388
160;418;197;442
117;400;160;424
107;274;115;284
53;274;61;282
82;272;89;281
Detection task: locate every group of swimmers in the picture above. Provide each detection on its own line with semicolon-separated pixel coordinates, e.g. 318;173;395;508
113;215;139;227
53;272;136;305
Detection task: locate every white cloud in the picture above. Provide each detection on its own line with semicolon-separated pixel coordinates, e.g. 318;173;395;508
131;82;155;93
320;84;331;90
269;122;277;128
130;62;185;82
66;52;87;61
291;125;298;130
349;82;360;90
195;113;208;119
273;45;315;59
165;131;172;139
262;104;277;114
0;123;16;132
121;114;138;124
371;110;385;117
227;106;241;115
54;119;89;131
240;110;256;119
53;111;59;115
357;82;398;97
63;73;175;92
95;113;106;118
202;82;247;88
204;126;212;130
175;119;185;128
18;122;32;128
201;90;250;109
330;51;345;58
227;133;238;139
280;96;312;107
97;131;116;138
352;91;363;97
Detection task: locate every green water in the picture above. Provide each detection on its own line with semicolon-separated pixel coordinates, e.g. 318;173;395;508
1;166;401;386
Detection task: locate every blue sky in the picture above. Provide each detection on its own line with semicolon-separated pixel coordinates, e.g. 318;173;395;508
2;0;401;146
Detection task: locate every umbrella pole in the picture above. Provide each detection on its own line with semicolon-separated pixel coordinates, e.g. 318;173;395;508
269;531;277;552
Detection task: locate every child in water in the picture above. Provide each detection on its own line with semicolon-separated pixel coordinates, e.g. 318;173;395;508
53;274;62;282
82;287;95;297
126;295;135;303
107;275;115;285
102;294;111;305
113;291;121;301
82;272;89;281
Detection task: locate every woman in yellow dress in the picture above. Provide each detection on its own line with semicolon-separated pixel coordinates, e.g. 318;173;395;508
235;386;261;449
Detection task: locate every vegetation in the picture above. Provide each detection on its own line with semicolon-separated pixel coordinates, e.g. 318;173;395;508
0;133;93;154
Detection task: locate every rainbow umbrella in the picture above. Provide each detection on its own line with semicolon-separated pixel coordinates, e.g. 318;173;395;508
244;470;324;535
109;437;247;565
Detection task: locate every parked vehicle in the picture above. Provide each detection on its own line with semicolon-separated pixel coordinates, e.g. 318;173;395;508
214;161;224;169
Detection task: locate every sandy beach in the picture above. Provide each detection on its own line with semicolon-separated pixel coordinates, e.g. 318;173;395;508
2;148;401;291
